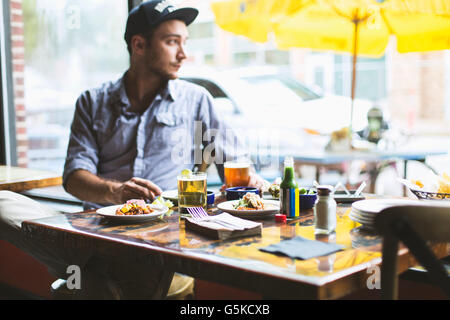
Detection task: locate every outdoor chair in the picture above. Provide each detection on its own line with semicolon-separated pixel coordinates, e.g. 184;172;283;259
374;204;450;299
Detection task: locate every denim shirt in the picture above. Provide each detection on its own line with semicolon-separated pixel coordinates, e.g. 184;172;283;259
63;73;246;209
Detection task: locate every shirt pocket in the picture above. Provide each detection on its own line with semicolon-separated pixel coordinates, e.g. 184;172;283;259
152;112;188;149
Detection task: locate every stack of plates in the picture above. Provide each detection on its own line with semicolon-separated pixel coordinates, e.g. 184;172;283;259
350;199;421;230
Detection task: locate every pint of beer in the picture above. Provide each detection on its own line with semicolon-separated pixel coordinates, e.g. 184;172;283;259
177;172;207;214
224;162;250;188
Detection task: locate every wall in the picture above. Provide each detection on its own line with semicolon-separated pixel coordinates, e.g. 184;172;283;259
388;50;446;131
9;0;28;167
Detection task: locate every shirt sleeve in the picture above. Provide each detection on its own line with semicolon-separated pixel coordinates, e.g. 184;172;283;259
196;89;249;181
62;91;99;189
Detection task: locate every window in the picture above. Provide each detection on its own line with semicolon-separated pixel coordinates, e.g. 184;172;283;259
188;21;214;39
334;54;386;101
233;51;257;65
19;0;129;172
264;50;289;65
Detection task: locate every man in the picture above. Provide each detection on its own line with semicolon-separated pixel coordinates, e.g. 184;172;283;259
0;0;267;299
63;0;267;210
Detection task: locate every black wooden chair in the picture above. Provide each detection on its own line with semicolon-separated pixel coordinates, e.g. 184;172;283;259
374;204;450;299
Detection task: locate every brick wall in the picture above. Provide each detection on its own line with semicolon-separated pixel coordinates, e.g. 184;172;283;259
388;50;446;131
419;52;445;120
9;0;28;167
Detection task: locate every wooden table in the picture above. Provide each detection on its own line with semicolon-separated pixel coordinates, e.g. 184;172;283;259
21;199;447;300
0;165;62;192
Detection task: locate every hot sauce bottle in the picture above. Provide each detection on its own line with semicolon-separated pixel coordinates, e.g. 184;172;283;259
279;156;299;218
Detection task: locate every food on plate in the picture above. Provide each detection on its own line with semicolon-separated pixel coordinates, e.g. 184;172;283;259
438;173;450;194
151;196;174;208
411;179;424;189
407;172;450;195
115;199;154;216
268;183;280;199
233;193;265;210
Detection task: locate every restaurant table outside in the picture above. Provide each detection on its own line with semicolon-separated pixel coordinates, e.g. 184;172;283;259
281;148;448;193
21;195;448;300
0;165;62;192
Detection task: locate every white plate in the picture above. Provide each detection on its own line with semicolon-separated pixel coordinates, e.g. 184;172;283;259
161;189;178;204
351;207;378;218
349;211;374;225
96;204;169;222
349;211;377;231
351;199;421;215
217;200;280;219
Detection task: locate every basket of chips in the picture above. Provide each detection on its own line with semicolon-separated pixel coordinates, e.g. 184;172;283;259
399;173;450;201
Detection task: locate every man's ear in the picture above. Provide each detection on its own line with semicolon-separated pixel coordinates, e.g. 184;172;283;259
131;34;147;55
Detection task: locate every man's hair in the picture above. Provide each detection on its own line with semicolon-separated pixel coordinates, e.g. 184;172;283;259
126;27;156;55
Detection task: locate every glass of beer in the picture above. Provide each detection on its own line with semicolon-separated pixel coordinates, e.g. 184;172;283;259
224;161;251;188
177;172;207;215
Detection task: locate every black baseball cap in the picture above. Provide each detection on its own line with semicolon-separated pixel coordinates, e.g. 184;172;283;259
124;0;199;43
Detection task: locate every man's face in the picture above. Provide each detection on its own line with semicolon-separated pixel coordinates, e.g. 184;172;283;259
140;19;188;80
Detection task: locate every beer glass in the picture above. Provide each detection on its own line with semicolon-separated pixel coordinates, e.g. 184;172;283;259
177;172;207;214
224;162;250;188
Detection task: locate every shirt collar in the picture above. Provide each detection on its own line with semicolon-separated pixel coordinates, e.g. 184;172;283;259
158;80;178;101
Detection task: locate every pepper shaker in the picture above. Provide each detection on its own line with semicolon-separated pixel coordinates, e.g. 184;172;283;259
314;185;337;234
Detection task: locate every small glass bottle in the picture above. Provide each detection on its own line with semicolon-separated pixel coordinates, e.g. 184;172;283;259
279;156;298;218
314;185;337;234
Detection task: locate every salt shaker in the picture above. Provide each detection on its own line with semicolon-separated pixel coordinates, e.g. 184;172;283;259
314;185;337;234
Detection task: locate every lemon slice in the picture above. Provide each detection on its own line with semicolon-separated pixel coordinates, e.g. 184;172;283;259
181;169;192;178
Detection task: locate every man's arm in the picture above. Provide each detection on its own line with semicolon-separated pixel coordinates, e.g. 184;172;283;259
63;92;161;204
65;169;162;204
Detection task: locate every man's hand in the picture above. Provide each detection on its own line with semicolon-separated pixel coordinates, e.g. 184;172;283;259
219;172;270;194
248;172;270;193
65;170;163;205
113;177;163;204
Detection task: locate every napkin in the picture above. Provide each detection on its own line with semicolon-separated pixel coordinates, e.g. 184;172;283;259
186;213;261;230
259;236;344;260
185;213;262;240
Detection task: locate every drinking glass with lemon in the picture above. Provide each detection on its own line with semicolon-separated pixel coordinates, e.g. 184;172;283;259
177;169;207;215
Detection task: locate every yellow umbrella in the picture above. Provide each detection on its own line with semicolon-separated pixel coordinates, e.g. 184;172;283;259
211;0;450;132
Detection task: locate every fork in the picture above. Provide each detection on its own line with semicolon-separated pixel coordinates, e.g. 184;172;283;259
187;207;241;229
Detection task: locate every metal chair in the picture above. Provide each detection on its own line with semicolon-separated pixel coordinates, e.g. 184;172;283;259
374;204;450;299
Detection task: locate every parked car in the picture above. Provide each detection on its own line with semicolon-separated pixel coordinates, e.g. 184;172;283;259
180;66;373;166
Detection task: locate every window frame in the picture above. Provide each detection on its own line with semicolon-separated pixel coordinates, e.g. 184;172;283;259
0;0;17;166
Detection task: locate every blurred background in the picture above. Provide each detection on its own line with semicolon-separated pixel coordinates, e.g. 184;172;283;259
9;0;450;197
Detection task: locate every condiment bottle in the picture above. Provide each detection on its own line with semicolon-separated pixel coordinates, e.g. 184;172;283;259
314;185;336;234
279;156;299;218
